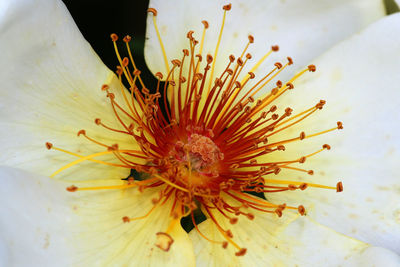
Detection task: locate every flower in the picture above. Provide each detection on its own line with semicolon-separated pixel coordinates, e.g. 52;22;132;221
0;0;400;266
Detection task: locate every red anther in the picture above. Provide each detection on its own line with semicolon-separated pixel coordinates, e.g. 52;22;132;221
337;121;343;129
235;248;247;257
108;144;119;151
336;181;343;192
133;69;141;76
299;183;308;190
206;54;213;64
116;66;123;76
180;76;187;83
195;73;203;80
246;53;252;59
66;185;78;192
300;131;306;140
271;113;279;120
323;144;331;150
248;35;254;43
77;129;86;136
276;80;282;88
122;216;130;223
110;33;118;42
201;20;209;29
248;72;255;79
288;184;297;191
101;84;109;91
229;217;238;224
246;213;254;220
271;45;279;52
187;30;194;40
287;57;293;65
229;54;235;62
223;3;232;10
45;142;53;150
122;57;129;66
222;242;228;249
171;59;181;67
275;209;283;217
307;170;314;175
107;92;115;100
237;58;244;66
195;54;202;61
299;156;306;163
286;82;294;89
147;8;157;16
274;167;281;175
270;105;277;112
226;230;233;238
316;100;326;109
274;62;283;69
234;81;241;89
277;145;285;151
123;35;131;42
182;49;189;56
155;72;163;79
308;64;316;72
298;205;306;215
285;107;293;116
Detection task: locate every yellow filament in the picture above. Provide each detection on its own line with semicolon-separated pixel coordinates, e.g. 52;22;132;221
207;8;228;94
126;205;158;221
153;174;189;192
76;183;138;191
50;149;143;178
124;41;146;89
265;179;336;190
51;146;129;168
152;15;170;74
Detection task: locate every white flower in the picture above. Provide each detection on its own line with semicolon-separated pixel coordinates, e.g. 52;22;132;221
0;0;399;266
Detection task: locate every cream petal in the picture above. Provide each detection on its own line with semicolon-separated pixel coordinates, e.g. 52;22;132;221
0;166;195;267
145;0;384;82
0;0;143;181
188;194;396;267
344;246;400;267
262;13;400;252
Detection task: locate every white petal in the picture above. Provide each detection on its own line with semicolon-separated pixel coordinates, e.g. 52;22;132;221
264;13;400;252
145;0;384;80
344;246;400;267
0;0;142;181
0;167;195;267
188;194;391;267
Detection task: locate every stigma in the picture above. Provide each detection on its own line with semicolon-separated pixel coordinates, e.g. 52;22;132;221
46;3;344;257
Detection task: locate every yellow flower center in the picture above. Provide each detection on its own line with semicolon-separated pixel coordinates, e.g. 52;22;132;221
46;3;344;256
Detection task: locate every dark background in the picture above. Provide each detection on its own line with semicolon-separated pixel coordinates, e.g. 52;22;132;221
62;0;157;90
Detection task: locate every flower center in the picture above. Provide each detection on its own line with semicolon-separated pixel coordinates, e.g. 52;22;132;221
46;3;344;257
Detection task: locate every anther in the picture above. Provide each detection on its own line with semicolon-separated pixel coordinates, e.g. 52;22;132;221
182;49;189;56
222;242;228;249
195;54;202;61
237;58;244;66
66;185;78;192
308;65;316;72
299;183;308;190
246;53;252;59
202;20;209;29
270;105;277;112
316;100;326;109
171;59;181;67
235;248;247;257
247;34;254;43
133;69;141;76
108;144;119;151
274;62;283;69
223;3;232;10
229;54;235;62
101;84;109;91
299;156;306;163
187;30;194;40
123;35;131;43
286;82;294;89
147;8;157;16
155;232;174;252
323;144;331;150
77;130;86;136
287;57;293;65
248;72;255;79
307;170;314;175
229;217;238;224
155;72;163;79
277;145;285;151
336;181;343;192
271;45;279;52
275;209;283;217
276;80;282;88
337;121;343;130
45;142;53;150
300;131;306;140
110;33;118;42
298;205;306;215
207;54;213;64
122;57;129;66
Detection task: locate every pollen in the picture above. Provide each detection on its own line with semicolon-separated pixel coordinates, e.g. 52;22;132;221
46;3;344;258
